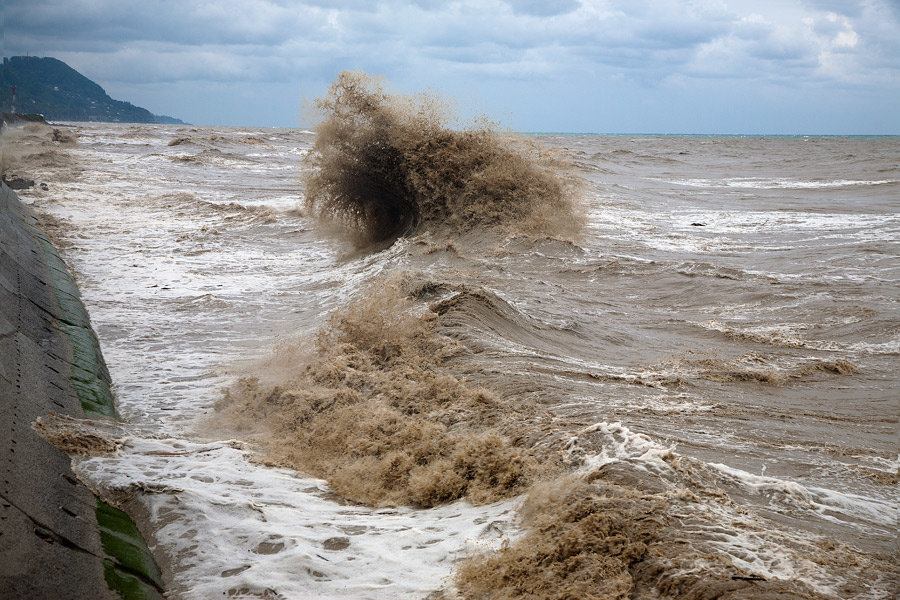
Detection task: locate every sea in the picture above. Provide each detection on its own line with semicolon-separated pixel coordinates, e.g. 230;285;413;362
7;122;898;599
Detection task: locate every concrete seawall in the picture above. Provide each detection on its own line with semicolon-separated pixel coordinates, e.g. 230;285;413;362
0;182;165;599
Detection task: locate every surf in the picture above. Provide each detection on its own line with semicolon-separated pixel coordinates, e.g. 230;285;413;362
302;71;583;244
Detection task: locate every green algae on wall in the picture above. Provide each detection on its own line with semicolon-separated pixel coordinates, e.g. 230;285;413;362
97;499;165;600
25;207;117;418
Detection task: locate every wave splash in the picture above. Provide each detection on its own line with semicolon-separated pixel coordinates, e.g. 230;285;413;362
216;279;557;508
302;71;582;244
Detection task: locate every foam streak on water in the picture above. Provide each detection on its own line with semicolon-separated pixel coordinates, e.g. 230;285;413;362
14;124;900;598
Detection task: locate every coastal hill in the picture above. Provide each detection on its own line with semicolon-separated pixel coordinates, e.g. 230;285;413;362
1;56;184;124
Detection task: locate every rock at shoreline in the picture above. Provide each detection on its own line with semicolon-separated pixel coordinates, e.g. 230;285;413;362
2;175;35;189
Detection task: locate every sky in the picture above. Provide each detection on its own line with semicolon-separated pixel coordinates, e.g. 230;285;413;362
4;0;900;133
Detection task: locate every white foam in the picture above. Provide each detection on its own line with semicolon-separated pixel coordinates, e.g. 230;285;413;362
846;337;900;356
562;422;868;597
32;123;524;597
564;422;895;597
677;500;848;597
566;421;676;473
699;320;900;355
708;462;898;530
74;438;521;599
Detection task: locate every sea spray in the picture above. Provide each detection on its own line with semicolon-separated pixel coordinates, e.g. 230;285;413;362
216;279;557;507
215;72;589;504
303;70;583;244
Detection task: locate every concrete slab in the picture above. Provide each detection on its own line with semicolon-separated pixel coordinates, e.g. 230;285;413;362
0;183;165;599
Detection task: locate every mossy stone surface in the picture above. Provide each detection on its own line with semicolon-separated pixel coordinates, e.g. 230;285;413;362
97;500;165;600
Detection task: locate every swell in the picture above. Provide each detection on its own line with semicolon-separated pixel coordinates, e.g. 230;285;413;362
424;283;586;355
134;191;279;224
665;355;859;386
697;319;900;355
167;148;259;165
592;148;686;167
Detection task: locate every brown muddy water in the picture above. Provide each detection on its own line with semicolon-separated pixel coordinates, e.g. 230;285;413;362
3;115;897;599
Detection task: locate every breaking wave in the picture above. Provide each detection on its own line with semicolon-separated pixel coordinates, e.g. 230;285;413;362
455;475;829;600
302;71;583;244
216;279;560;508
1;121;79;182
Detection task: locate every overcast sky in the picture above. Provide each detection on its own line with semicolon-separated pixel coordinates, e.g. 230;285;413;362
5;0;900;133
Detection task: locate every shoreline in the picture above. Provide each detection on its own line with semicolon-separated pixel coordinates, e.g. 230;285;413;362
0;181;166;599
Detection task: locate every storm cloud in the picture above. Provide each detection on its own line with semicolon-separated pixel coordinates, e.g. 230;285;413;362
5;0;899;132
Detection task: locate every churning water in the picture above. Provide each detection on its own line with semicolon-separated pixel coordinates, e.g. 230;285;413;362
7;115;898;599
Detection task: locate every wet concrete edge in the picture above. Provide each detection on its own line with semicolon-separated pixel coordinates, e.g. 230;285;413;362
1;182;166;599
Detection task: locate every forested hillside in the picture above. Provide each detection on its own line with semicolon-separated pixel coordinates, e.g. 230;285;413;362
1;56;183;123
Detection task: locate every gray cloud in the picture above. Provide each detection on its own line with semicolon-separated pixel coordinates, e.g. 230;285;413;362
4;0;898;131
8;0;897;83
6;0;330;47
